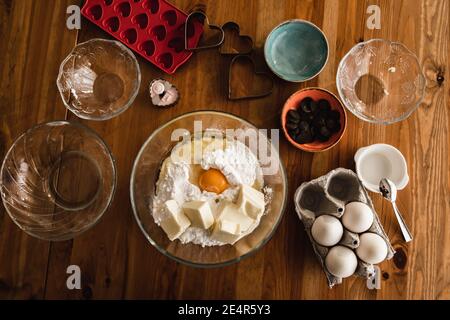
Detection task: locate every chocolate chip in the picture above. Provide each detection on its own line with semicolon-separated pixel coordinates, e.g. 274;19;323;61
298;121;310;132
326;119;337;130
320;126;331;138
295;131;313;144
310;125;317;138
318;99;331;112
310;100;318;114
300;97;313;113
288;127;300;138
313;116;327;128
334;121;341;133
329;110;341;120
287;109;301;122
317;134;329;142
286;122;297;130
328;119;342;133
288;109;300;118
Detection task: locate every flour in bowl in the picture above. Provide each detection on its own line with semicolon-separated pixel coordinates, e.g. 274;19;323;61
151;136;271;247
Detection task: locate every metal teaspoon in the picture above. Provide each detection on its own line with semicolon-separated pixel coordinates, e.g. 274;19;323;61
379;178;413;242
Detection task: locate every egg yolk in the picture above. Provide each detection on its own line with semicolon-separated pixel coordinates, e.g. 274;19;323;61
198;169;229;194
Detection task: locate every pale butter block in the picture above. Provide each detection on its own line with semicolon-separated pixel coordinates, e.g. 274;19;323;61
160;200;191;241
237;184;265;219
211;220;241;244
182;200;214;229
217;202;254;233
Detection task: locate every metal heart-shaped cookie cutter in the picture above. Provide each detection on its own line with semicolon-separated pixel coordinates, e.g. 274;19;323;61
228;55;274;100
185;11;224;51
219;21;254;55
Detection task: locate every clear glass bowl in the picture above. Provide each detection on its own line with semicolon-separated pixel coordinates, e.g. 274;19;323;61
130;111;288;267
0;121;116;240
57;39;141;121
336;39;425;124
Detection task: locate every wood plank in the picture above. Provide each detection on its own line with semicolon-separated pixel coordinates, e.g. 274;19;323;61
0;0;78;299
1;0;448;300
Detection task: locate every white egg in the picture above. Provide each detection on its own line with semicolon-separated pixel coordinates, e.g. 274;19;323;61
325;246;358;278
356;232;388;264
311;215;344;247
342;201;374;233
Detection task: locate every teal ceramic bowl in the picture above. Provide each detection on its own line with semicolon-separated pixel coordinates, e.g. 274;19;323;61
264;20;329;82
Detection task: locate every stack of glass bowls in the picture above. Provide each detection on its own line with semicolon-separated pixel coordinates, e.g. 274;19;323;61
0;121;116;240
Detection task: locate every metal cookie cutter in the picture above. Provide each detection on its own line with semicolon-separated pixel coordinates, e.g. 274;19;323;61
219;22;254;55
228;55;274;100
184;11;225;51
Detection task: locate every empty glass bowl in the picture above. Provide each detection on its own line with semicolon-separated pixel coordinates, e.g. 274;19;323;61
57;39;141;120
0;121;116;240
336;39;425;124
130;111;288;267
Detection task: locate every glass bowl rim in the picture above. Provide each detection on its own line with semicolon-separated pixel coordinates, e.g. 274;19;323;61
336;38;426;125
264;19;330;83
56;38;142;121
129;110;288;268
0;120;118;241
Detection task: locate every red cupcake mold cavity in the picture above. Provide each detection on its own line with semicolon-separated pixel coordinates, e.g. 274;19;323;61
168;37;184;53
81;0;203;74
116;2;132;17
157;52;173;69
88;5;103;20
143;0;159;14
133;13;149;29
162;10;177;26
104;16;120;32
151;25;166;41
122;28;138;44
140;40;155;56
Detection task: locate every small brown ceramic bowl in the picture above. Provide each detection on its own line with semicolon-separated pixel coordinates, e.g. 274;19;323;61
281;87;347;152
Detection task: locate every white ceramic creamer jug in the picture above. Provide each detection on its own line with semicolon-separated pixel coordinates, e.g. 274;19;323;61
354;144;409;193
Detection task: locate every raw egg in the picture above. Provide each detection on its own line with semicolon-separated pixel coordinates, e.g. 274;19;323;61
198;169;229;194
311;215;343;247
342;201;374;233
325;245;358;278
356;232;388;264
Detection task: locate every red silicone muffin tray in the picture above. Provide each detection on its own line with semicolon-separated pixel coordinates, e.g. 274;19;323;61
81;0;203;74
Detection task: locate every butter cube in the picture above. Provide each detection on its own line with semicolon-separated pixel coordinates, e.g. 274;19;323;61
211;220;241;244
237;185;265;219
217;203;254;233
160;200;191;241
182;200;214;229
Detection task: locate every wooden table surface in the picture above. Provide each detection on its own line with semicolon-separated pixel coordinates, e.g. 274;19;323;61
0;0;449;300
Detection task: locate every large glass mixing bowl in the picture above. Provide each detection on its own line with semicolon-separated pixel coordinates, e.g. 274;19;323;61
0;121;116;240
336;39;425;124
130;111;287;267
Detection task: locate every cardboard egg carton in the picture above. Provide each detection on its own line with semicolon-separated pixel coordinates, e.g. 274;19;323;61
294;168;395;287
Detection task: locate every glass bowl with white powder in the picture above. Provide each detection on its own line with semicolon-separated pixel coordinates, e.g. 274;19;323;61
130;111;287;267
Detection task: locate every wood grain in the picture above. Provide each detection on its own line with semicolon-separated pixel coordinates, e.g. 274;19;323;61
1;0;449;300
0;0;79;299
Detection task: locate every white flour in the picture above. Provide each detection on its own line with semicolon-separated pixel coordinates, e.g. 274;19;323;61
151;138;269;247
201;141;263;187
